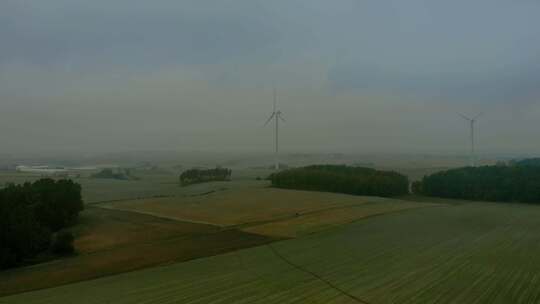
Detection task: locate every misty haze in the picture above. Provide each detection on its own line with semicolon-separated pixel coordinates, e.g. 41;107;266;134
2;1;540;304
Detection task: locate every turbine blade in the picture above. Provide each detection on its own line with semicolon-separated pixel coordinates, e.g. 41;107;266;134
473;112;484;120
278;113;286;122
264;113;275;126
273;88;277;113
458;113;472;121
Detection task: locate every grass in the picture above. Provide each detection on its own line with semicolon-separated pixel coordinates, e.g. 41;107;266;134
4;201;540;303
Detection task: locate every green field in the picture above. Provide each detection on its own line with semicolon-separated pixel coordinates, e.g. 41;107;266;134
3;166;540;303
0;185;425;296
3;199;540;303
0;169;269;203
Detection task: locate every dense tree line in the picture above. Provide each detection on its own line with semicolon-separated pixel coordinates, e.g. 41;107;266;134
180;167;232;186
511;158;540;167
0;179;83;269
413;166;540;203
270;165;409;197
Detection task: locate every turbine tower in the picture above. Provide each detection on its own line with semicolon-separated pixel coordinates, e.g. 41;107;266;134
459;113;482;167
264;88;285;170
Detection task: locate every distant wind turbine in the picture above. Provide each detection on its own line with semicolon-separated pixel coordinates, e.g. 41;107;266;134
459;113;483;167
264;88;285;170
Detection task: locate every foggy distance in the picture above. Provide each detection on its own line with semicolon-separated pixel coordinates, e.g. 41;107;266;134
2;0;540;156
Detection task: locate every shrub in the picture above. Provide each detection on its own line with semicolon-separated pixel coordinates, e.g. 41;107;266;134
0;249;17;269
52;231;75;255
411;180;423;195
180;167;232;186
91;168;136;180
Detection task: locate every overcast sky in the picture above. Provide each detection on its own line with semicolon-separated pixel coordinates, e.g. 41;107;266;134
2;0;540;156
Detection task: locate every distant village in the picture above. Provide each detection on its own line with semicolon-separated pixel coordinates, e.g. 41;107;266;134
15;165;97;178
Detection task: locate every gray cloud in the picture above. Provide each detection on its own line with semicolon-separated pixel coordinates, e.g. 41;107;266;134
1;0;281;67
1;0;540;155
328;63;540;104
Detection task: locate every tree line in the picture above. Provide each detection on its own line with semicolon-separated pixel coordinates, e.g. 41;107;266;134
91;168;138;180
0;179;84;269
270;165;409;197
180;167;232;186
511;158;540;167
413;165;540;203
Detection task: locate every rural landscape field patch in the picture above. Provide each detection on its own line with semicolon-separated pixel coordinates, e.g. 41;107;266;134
5;201;540;303
73;207;219;253
243;200;432;238
0;206;274;296
100;188;409;226
101;187;432;238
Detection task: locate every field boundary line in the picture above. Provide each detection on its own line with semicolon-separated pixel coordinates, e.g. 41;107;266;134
85;185;231;205
239;202;438;239
267;244;372;304
85;195;175;206
94;200;376;230
303;204;443;236
230;202;380;230
93;205;224;227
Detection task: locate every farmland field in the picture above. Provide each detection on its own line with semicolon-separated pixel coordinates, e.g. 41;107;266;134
0;170;267;203
100;187;429;228
4;199;540;303
0;183;425;296
243;199;431;238
0;207;274;296
0;182;429;297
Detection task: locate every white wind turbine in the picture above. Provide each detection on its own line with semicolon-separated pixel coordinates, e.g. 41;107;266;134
264;88;285;170
459;113;483;167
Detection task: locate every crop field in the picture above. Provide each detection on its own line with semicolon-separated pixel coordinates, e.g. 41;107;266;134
3;167;540;303
100;187;428;228
243;200;431;238
0;182;429;297
72;207;219;253
0;207;274;296
3;201;540;304
101;187;432;238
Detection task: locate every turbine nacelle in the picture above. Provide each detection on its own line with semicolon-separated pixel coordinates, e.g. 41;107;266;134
459;113;483;123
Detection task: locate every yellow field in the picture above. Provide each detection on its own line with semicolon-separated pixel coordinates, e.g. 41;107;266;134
101;187;432;238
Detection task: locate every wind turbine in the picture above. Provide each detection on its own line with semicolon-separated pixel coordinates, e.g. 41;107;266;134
459;113;483;167
264;88;285;170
